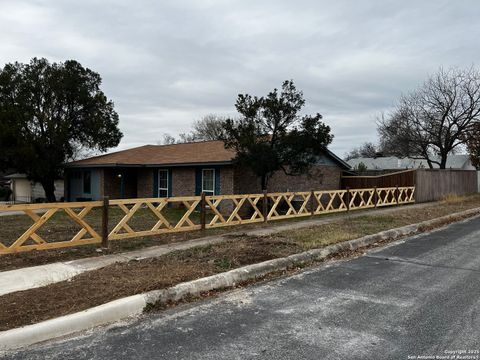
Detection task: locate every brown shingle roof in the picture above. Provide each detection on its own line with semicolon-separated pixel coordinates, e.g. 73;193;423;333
67;140;236;167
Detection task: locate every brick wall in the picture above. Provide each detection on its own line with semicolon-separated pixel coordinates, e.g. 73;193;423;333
234;165;342;193
267;165;342;192
137;169;154;198
172;168;196;197
220;166;234;195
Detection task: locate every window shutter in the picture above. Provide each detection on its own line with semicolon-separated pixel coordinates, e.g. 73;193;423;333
195;168;202;195
168;169;173;197
152;169;158;197
215;168;220;195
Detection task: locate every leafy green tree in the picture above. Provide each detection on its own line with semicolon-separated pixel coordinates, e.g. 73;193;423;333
0;58;122;201
222;80;333;190
354;162;368;174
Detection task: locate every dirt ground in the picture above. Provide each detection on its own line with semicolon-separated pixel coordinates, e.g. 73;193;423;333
0;236;300;331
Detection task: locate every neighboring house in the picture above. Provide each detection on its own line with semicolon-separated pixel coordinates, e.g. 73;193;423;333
5;173;64;203
348;155;476;172
64;140;350;201
0;169;15;187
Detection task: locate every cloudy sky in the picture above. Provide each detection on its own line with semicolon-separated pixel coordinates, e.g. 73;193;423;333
1;0;479;157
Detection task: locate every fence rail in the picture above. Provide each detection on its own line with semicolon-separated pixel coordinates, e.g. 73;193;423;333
0;186;415;255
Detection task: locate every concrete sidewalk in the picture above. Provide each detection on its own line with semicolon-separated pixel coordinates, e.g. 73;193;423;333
0;202;432;296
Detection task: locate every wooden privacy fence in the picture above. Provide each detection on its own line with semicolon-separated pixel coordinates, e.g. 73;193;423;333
343;169;478;202
342;169;416;189
415;169;477;202
0;186;415;255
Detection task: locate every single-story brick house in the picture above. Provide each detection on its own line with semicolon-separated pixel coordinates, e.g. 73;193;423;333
64;140;350;201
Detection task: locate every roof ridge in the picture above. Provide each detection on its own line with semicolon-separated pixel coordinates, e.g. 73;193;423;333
71;144;152;163
147;139;223;148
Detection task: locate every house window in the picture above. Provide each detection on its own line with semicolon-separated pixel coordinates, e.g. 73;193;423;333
83;171;91;194
202;169;215;196
158;169;169;198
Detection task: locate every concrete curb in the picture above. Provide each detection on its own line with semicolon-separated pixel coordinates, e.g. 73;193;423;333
0;296;146;351
1;207;479;352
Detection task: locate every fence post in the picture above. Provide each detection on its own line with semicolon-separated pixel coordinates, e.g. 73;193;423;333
310;190;315;216
395;184;399;205
346;187;350;212
200;192;206;231
263;190;268;222
101;196;109;250
374;186;378;208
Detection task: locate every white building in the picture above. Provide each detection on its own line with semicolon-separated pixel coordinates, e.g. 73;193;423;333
347;155;476;171
5;173;64;203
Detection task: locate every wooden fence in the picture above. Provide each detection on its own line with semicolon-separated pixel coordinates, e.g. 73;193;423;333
342;169;416;189
415;169;477;202
0;186;415;255
343;169;477;203
478;171;480;193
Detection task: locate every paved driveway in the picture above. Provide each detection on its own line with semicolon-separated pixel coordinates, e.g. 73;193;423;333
5;217;480;359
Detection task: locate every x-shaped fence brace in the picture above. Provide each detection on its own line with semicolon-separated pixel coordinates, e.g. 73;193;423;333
266;192;312;220
313;190;348;214
108;197;202;240
205;194;264;228
0;202;103;254
0;186;415;255
398;187;416;203
348;189;376;209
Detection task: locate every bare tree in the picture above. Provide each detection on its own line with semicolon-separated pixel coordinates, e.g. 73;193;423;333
344;142;378;161
157;133;177;145
163;115;228;144
157;115;227;145
378;67;480;168
188;114;227;141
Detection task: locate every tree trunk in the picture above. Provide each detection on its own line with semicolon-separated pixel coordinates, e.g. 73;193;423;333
439;154;448;169
41;179;57;202
261;174;268;191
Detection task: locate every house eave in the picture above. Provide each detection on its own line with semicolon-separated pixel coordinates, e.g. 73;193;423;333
64;160;235;169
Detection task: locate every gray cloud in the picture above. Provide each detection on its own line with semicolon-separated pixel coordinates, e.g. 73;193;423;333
1;0;479;157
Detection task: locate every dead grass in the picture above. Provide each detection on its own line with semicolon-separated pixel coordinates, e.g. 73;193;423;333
281;215;402;250
0;207;344;271
0;236;300;331
282;194;480;249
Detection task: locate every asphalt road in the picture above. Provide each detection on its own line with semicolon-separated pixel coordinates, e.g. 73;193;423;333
5;217;480;360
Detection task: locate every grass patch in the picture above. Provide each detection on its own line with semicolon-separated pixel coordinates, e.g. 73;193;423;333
281;194;480;250
281;215;401;250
